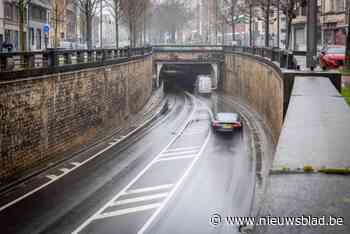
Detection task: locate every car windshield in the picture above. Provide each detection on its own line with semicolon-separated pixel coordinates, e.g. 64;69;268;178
326;47;345;54
216;113;238;122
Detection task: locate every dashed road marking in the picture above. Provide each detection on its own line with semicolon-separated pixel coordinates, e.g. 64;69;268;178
155;155;196;162
59;168;70;173
123;184;173;196
165;146;201;152
95;203;162;220
111;193;168;206
46;175;58;180
160;149;199;157
70;162;81;167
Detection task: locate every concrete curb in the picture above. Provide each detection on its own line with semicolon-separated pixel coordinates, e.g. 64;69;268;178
0;89;166;195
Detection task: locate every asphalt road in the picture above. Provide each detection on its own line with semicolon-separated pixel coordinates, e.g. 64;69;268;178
0;92;255;234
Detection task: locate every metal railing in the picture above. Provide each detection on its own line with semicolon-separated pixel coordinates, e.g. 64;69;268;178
0;45;298;74
223;46;297;69
0;47;152;72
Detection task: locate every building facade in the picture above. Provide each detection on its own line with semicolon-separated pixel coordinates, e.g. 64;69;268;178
290;0;347;51
0;0;50;51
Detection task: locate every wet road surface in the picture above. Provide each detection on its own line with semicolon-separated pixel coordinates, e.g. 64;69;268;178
0;92;255;234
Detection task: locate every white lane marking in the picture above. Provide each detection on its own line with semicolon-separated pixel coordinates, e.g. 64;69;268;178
160;150;199;157
70;162;81;167
46;175;58;180
165;146;201;152
123;184;173;196
182;131;207;136
96;203;162;220
111;193;168;206
138;126;212;234
71;93;196;234
156;155;196;162
59;168;70;173
0;96;172;213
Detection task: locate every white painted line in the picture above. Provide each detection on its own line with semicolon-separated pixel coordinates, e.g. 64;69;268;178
111;193;168;206
165;146;201;152
156;155;196;162
71;93;196;234
182;131;207;136
70;162;82;167
46;175;58;180
123;184;173;196
138;128;212;234
59;168;70;173
95;203;162;220
160;150;199;157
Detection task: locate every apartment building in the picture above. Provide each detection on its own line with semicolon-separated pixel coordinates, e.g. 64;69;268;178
0;0;50;51
290;0;347;51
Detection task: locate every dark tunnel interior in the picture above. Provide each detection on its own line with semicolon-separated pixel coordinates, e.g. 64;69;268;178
159;64;214;92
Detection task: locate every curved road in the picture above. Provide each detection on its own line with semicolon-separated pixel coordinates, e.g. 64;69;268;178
0;92;255;234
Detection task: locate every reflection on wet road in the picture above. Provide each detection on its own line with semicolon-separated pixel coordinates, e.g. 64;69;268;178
0;92;255;234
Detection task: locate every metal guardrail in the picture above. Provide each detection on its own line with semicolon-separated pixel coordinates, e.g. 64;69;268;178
0;47;152;72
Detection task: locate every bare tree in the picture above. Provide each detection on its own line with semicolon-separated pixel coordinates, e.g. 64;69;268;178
256;0;273;47
272;0;307;50
12;0;27;51
75;0;99;49
149;0;191;44
120;0;148;47
105;0;122;48
50;0;73;48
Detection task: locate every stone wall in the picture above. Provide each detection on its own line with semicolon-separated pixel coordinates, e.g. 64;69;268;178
0;56;153;181
224;53;284;143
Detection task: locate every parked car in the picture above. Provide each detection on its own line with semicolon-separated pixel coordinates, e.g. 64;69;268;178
211;112;242;133
319;45;345;70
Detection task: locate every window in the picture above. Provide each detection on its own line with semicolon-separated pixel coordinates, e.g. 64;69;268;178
30;28;34;46
335;0;345;12
4;2;13;19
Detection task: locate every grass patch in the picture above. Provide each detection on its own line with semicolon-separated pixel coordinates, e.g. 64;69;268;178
342;87;350;106
339;67;350;76
303;165;314;173
318;168;350;175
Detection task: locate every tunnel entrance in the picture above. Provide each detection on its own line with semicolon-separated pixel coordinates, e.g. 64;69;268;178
159;64;215;92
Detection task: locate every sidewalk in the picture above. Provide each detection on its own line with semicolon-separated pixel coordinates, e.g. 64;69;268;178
253;77;350;234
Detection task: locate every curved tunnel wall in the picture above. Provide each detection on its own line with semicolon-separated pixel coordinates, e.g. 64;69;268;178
223;53;284;144
0;56;153;181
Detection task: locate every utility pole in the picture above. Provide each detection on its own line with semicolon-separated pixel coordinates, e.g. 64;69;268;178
306;0;317;69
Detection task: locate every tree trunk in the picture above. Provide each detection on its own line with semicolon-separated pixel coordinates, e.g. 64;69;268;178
231;0;235;42
265;0;270;47
19;4;26;51
285;16;292;50
86;14;92;49
54;6;59;48
115;17;119;49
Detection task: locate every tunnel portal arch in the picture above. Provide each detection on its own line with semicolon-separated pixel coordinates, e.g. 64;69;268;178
156;62;220;91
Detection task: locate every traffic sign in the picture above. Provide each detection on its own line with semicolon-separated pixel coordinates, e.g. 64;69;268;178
43;24;49;33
